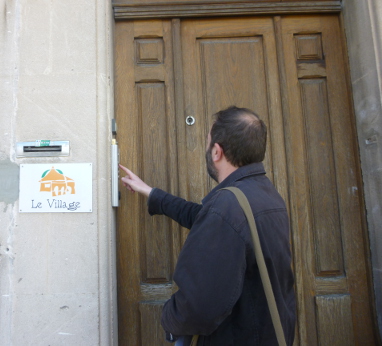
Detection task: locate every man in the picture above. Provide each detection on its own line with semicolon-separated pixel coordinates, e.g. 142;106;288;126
119;106;296;345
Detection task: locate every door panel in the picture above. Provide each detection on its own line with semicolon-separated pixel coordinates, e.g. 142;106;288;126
115;20;181;345
279;15;375;345
115;15;377;345
181;17;288;203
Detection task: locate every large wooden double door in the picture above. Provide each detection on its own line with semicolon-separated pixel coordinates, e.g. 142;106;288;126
115;15;377;345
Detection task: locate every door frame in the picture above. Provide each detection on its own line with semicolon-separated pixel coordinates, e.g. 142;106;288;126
113;1;342;19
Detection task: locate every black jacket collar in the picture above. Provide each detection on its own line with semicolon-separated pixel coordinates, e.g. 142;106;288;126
202;162;266;205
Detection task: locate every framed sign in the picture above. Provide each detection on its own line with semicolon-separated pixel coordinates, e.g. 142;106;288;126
19;163;92;213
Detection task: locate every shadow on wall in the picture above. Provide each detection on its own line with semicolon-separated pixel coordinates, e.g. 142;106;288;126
0;159;19;208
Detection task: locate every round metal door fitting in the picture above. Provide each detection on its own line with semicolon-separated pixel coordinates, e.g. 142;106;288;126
186;116;195;126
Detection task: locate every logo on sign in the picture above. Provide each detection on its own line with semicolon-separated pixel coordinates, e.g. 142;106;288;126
39;167;76;197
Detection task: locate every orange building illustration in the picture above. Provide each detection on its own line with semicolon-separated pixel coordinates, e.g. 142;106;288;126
39;167;76;196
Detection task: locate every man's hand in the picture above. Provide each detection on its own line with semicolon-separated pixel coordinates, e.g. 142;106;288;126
119;164;152;197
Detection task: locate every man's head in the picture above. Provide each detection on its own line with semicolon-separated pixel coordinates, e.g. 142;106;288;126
207;106;267;173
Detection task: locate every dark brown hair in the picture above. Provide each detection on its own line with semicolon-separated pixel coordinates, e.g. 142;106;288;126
210;106;267;167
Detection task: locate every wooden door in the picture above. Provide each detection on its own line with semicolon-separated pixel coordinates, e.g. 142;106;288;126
115;15;377;345
278;15;376;344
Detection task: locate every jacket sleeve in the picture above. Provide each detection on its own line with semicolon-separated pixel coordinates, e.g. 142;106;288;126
148;188;203;229
161;206;247;336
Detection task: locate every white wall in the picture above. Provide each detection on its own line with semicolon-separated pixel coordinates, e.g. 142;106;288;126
343;0;382;338
0;0;116;345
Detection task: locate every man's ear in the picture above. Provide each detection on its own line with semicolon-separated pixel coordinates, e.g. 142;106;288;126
212;143;224;162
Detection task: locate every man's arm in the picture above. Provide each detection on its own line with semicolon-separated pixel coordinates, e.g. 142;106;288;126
119;164;202;228
148;188;202;229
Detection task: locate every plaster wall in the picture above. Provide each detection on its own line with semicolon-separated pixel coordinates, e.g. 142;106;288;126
343;0;382;338
0;0;116;345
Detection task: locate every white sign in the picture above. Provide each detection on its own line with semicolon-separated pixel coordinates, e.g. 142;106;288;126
19;163;92;213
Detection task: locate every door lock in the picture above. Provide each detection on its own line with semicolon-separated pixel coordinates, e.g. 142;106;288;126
186;116;195;126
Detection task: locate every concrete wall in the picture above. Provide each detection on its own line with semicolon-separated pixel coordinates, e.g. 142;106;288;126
343;0;382;338
0;1;117;345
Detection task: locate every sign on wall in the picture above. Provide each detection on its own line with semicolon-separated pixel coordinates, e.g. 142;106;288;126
19;163;92;213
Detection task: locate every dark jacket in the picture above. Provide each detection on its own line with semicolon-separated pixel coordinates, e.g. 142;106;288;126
148;162;296;345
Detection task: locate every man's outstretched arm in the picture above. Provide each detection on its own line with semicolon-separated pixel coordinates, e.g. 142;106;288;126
119;164;202;228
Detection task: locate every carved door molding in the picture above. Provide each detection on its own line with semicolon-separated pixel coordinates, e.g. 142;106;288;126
113;0;342;19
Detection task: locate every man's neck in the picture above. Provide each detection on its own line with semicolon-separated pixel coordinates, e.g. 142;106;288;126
217;164;238;183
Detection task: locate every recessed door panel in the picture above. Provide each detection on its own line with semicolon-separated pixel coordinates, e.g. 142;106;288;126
279;15;376;345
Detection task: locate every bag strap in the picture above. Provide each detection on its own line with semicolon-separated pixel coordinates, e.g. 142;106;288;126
190;335;199;346
222;187;287;346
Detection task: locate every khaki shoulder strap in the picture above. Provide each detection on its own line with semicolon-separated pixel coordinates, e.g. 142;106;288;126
221;187;287;346
190;335;199;346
